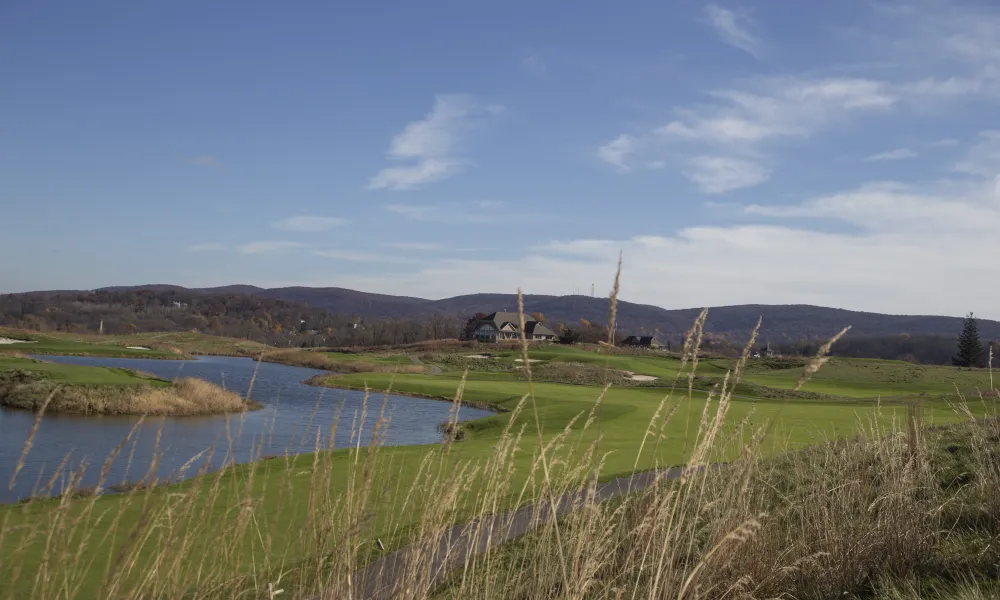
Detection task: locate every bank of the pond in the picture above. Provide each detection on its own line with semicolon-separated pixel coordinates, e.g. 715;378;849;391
0;355;496;503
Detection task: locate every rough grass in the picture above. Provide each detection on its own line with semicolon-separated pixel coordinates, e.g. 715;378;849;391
0;370;258;415
263;348;428;374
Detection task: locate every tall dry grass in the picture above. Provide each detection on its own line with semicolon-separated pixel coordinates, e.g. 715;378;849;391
263;349;428;374
0;372;256;415
0;278;998;600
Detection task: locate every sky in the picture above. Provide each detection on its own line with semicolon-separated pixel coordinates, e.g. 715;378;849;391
2;0;999;318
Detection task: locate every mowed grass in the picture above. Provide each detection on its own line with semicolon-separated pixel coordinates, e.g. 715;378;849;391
0;330;178;359
737;357;996;398
321;351;417;366
0;356;169;387
0;328;273;358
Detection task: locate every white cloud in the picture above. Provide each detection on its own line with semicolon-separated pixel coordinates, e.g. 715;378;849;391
683;156;772;193
367;95;502;191
606;76;898;192
597;134;635;172
954;131;1000;177
313;174;1000;318
238;241;303;255
272;216;347;232
866;148;918;161
185;242;226;252
522;53;546;76
702;4;763;58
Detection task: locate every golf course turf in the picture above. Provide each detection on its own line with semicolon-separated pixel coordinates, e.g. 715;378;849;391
1;335;996;598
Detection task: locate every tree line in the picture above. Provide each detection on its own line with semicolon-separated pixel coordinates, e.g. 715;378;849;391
0;289;464;347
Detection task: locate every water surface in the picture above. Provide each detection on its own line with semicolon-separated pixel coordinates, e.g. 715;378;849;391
0;355;492;503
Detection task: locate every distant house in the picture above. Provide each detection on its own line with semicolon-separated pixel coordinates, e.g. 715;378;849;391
619;335;662;349
472;312;558;342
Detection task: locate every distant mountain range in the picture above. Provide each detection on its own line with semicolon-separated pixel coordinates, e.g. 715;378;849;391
87;284;999;342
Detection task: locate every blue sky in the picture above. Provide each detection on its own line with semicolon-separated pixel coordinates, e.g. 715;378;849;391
2;1;999;317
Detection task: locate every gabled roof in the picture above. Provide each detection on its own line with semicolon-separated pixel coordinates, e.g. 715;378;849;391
524;321;557;337
475;311;556;337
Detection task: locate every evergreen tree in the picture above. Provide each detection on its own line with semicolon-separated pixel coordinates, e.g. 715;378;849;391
953;312;984;368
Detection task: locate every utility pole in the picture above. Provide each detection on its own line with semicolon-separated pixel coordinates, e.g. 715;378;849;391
590;284;595;298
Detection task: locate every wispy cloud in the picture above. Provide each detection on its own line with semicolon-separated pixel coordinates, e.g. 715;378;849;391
188;156;219;168
522;52;547;76
367;95;503;191
385;242;445;251
323;165;1000;317
683;156;772;193
185;242;226;252
272;216;347;232
383;200;503;223
604;76;898;191
239;241;303;255
866;148;918;161
953;130;1000;177
597;134;635;172
702;4;763;58
312;250;415;263
929;138;960;148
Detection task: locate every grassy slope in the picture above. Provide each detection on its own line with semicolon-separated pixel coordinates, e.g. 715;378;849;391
1;342;994;597
0;356;170;387
0;328;272;358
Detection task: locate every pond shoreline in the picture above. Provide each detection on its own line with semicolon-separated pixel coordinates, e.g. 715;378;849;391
303;373;507;413
1;355;496;504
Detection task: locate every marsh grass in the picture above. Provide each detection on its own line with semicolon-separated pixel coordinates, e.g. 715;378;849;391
263;349;429;375
0;371;258;415
1;275;998;600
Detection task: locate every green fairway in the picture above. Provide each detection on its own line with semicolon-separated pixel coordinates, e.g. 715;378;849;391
738;357;995;398
0;355;169;387
321;351;417;365
0;331;178;359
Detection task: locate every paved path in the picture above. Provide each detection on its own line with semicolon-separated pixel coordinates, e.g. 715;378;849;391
408;355;442;376
309;466;692;600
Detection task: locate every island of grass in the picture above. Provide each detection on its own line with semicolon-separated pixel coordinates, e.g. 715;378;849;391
0;356;260;415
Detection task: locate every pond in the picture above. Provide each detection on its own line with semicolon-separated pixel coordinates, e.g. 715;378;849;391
0;355;493;503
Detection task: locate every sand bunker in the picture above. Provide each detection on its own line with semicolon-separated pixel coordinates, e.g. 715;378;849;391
465;354;492;359
0;337;35;345
126;346;152;350
514;358;542;364
623;370;659;382
629;374;659;382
